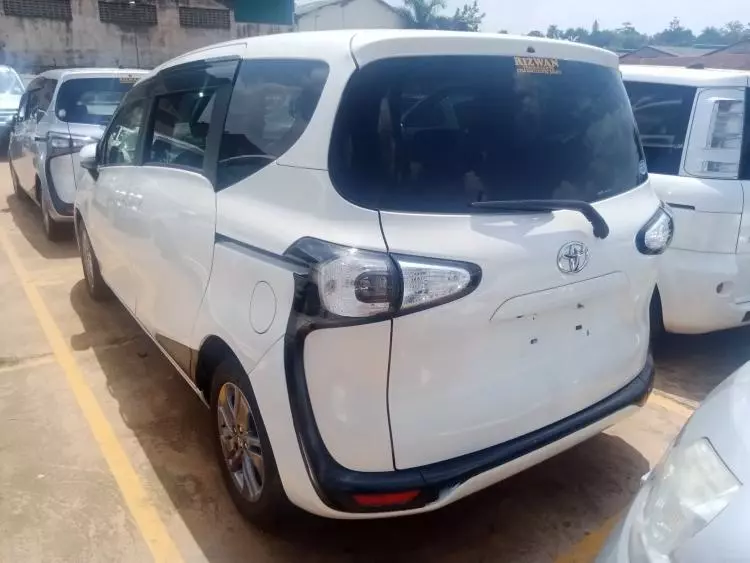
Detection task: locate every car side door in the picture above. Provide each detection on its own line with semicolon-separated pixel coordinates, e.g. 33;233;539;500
8;90;29;187
86;95;149;313
126;58;238;369
22;78;57;193
13;77;45;193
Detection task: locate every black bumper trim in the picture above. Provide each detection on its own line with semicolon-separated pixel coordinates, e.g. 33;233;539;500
44;156;74;217
284;270;655;513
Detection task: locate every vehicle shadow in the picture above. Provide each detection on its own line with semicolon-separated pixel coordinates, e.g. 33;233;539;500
3;192;77;260
68;278;650;563
653;326;750;405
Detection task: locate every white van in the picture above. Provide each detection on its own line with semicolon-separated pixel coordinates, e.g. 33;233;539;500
623;65;750;334
74;31;670;522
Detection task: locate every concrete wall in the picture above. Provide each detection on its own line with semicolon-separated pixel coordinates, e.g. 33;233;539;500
0;0;291;72
296;0;406;31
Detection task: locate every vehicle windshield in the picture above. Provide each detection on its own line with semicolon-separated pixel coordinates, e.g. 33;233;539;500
625;81;697;175
55;77;138;125
330;55;647;212
0;67;24;95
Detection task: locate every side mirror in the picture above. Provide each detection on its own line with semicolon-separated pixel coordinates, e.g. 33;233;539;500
79;143;98;172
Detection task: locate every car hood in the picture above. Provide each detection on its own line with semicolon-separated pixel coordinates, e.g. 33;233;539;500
0;93;21;111
681;363;750;482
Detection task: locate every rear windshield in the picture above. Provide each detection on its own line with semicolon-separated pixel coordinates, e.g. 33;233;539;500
0;67;24;95
56;77;137;125
625;81;696;175
330;56;647;212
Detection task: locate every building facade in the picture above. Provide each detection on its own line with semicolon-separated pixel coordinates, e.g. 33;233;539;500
0;0;292;72
296;0;407;32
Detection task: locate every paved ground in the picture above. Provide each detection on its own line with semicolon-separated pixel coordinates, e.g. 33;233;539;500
0;158;748;563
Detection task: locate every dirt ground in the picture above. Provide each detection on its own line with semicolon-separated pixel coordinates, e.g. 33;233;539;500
0;159;746;563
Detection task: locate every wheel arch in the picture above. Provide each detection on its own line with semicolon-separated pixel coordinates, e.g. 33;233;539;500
650;285;664;338
194;335;241;402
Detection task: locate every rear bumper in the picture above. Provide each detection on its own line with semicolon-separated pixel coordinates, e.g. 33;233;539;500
286;302;655;517
659;248;750;334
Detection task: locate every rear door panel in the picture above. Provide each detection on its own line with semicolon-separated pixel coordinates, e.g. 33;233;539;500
382;185;658;469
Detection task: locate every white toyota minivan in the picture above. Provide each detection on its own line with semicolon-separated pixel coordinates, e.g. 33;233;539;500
74;31;671;523
623;65;750;334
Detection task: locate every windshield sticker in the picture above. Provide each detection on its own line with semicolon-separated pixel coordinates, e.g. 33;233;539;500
514;57;562;75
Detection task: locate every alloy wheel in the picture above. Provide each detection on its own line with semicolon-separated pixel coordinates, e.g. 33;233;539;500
81;228;96;292
216;382;265;501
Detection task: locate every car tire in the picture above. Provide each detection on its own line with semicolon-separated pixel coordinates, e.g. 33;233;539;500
41;191;67;241
78;220;112;302
210;358;292;527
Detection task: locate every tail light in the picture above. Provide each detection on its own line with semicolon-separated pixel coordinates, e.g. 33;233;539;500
686;98;744;179
636;203;674;255
284;238;481;319
47;132;94;158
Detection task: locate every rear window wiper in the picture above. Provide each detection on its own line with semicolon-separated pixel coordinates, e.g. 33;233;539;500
470;199;610;239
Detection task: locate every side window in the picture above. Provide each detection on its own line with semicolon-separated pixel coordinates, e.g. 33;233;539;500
217;59;329;189
625;81;696;175
25;78;58;123
24;79;44;123
101;100;147;166
39;79;57;114
16;92;28;121
145;89;216;171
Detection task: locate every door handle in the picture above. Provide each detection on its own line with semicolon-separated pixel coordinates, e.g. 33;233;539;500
33;135;45;142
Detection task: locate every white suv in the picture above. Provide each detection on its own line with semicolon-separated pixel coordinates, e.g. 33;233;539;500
74;31;671;522
623;65;750;335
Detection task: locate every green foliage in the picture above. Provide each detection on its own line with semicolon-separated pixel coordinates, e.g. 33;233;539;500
397;0;485;31
526;18;750;51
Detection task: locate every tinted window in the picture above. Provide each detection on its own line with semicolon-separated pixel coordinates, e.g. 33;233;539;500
101;100;146;166
0;67;24;95
217;60;329;189
146;89;217;171
56;77;137;125
330;56;646;212
25;78;57;123
625;81;696;175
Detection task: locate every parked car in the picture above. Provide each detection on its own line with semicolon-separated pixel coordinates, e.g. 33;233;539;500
8;68;147;240
0;65;24;155
623;66;750;335
597;364;748;563
74;31;672;524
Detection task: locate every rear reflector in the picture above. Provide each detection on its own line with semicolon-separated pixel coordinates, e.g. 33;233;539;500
352;490;420;508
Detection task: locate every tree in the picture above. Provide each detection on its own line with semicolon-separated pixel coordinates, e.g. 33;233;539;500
696;26;727;45
652;17;695;46
617;21;648;50
527;30;544;37
396;0;447;29
545;24;563;39
396;0;484;31
448;0;485;32
721;20;748;43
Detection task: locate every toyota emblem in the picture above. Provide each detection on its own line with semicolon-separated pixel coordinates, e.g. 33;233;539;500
557;242;590;274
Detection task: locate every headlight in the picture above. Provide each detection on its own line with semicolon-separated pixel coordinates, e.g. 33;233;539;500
632;438;740;560
637;203;674;255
